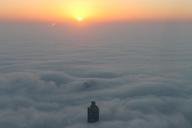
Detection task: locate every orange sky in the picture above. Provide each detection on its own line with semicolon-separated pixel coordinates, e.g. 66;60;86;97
0;0;192;22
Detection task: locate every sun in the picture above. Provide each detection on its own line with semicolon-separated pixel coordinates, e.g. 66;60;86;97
76;16;84;22
63;1;96;22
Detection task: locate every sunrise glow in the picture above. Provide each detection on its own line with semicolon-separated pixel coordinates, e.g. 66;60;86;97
0;0;192;22
62;0;95;22
76;16;84;22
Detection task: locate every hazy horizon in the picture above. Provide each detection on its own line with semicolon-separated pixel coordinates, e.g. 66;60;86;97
1;0;192;22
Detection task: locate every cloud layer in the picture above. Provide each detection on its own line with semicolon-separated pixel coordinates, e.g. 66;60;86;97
0;22;192;128
0;71;192;128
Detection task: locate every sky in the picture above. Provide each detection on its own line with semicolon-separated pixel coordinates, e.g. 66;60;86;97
0;0;192;23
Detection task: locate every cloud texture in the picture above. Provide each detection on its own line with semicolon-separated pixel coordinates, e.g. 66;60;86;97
0;22;192;128
0;71;192;128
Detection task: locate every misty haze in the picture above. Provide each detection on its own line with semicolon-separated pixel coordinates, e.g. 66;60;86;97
0;21;192;128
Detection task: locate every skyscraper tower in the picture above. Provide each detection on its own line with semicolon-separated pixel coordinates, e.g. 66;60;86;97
87;101;99;123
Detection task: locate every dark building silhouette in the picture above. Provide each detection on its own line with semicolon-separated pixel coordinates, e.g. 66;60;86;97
87;101;99;123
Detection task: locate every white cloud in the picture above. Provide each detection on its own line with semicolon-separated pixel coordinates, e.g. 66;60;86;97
0;22;192;128
0;71;191;128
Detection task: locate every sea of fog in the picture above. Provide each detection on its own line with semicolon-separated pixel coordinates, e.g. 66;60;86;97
0;22;192;128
